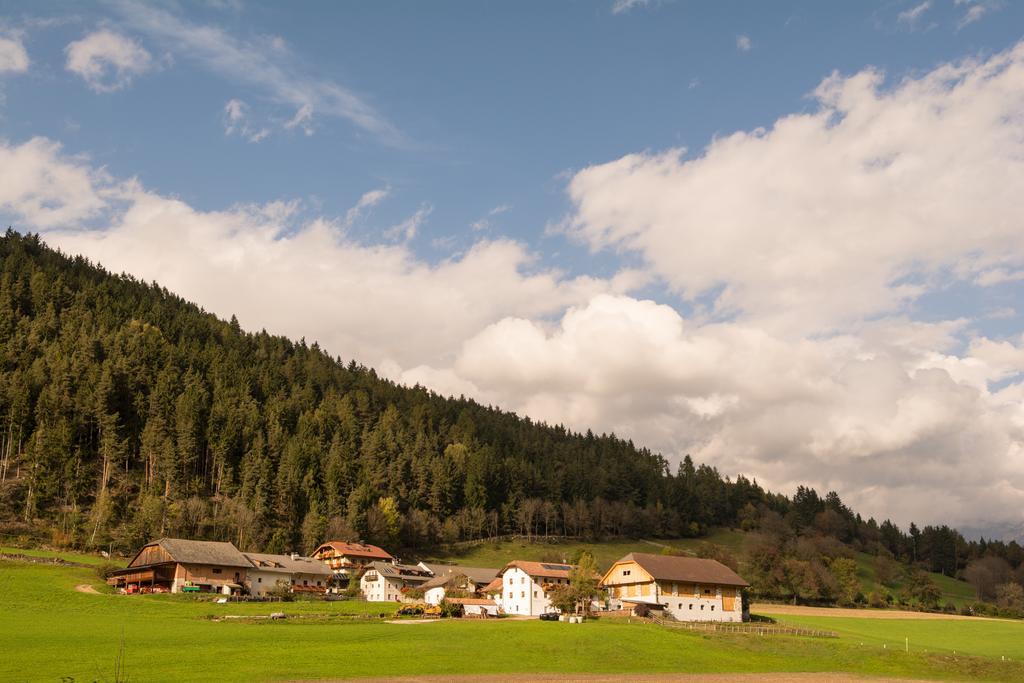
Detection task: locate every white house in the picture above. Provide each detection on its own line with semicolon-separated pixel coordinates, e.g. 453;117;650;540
420;565;499;605
496;560;576;616
359;561;433;602
600;553;748;622
243;552;333;597
446;597;500;617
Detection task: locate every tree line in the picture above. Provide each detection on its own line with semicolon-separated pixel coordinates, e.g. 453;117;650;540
1;231;1022;610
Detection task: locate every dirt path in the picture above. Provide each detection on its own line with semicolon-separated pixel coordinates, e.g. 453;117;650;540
74;583;99;594
319;674;936;682
752;603;991;621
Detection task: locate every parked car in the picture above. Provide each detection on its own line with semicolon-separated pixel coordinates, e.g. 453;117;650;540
539;611;560;621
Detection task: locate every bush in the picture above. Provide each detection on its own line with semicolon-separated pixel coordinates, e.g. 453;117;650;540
439;600;463;618
95;561;122;581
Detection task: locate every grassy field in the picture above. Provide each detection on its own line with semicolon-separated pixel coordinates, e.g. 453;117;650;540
3;558;1024;682
762;612;1024;661
426;529;747;570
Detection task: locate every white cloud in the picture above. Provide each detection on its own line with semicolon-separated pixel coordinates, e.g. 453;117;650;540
385;204;432;242
8;42;1024;531
611;0;649;15
897;1;932;28
0;137;108;227
471;204;512;231
111;1;398;142
284;103;314;136
344;187;390;227
0;136;633;375
566;42;1024;335
222;98;270;143
0;36;29;73
65;29;152;92
736;35;753;52
956;0;1002;30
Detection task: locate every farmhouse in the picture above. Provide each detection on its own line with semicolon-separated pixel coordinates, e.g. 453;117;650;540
359;560;434;602
107;538;251;595
496;560;577;616
601;553;748;622
420;565;499;605
311;541;393;585
243;552;333;597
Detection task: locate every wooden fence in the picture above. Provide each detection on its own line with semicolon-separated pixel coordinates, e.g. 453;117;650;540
647;615;838;638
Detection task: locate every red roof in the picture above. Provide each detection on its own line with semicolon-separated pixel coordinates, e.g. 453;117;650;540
480;577;503;594
312;541;393;560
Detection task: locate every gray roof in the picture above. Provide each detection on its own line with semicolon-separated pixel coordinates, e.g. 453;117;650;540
614;553;749;587
147;538;252;568
364;561;434;584
421;565;499;590
243;552;332;577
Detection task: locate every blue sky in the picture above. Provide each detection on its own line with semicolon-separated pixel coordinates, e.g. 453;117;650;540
2;0;1024;533
4;0;1020;276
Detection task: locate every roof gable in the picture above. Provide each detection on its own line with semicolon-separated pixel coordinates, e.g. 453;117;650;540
313;541;393;560
500;560;576;580
608;553;749;587
129;538;252;569
243;552;332;576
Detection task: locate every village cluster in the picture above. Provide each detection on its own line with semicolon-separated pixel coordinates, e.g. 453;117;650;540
107;538;749;622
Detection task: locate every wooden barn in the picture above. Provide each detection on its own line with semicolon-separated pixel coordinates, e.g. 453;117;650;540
107;538;252;595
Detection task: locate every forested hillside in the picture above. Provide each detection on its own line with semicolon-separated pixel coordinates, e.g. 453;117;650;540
2;231;1023;609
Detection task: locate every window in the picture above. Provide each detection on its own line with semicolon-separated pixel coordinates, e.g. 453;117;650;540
521;591;525;598
711;605;715;611
507;577;513;585
689;604;693;610
533;591;538;598
701;605;705;610
520;577;525;584
623;570;631;576
212;568;222;575
678;603;682;609
258;578;262;583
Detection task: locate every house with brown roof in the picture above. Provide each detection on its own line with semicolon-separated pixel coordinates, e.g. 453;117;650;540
496;560;578;616
600;552;749;622
419;564;499;605
311;541;394;586
359;560;434;602
243;552;333;597
107;538;252;595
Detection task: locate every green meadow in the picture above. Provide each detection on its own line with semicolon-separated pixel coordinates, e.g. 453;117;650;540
3;558;1024;682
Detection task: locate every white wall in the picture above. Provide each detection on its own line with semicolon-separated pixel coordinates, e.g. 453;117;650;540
361;572;406;602
499;567;556;616
424;586;446;605
608;583;742;622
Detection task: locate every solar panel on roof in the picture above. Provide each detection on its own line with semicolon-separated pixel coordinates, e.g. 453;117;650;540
541;563;571;571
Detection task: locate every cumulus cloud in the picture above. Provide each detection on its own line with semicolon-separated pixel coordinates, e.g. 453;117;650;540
736;35;753;52
565;42;1024;335
65;29;152;92
8;41;1024;531
0;137;109;227
0;36;29;73
0;137;633;375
